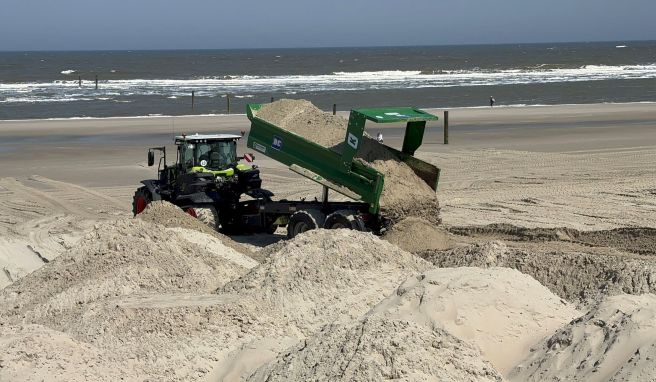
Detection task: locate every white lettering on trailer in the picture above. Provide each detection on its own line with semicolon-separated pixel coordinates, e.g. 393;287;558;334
253;142;267;153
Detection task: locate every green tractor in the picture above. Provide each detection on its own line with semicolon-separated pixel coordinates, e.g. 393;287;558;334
135;105;440;238
133;133;272;231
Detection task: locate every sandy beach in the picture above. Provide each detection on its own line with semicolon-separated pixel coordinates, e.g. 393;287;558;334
1;101;656;381
1;102;654;223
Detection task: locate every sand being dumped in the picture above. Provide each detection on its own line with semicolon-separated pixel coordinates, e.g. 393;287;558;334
510;293;656;382
383;216;456;252
256;99;441;225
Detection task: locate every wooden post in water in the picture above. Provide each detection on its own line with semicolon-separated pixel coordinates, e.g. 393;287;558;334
270;97;274;103
94;75;98;90
333;104;336;115
78;75;82;87
191;91;195;110
443;110;449;144
226;94;231;114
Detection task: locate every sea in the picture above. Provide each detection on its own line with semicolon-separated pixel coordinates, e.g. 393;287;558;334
1;41;655;120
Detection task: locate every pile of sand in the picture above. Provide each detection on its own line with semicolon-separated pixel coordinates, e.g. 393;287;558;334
138;200;254;257
0;225;435;381
0;217;267;381
383;216;455;252
422;241;656;305
0;324;128;382
248;317;503;382
510;293;656;382
371;267;580;374
0;218;255;329
221;229;431;333
256;99;440;225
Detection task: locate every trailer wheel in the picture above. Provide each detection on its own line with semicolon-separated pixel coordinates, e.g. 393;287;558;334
324;210;366;231
132;187;152;216
287;210;325;239
190;205;220;230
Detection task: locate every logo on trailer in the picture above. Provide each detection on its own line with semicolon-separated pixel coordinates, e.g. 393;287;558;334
347;133;359;149
272;135;283;150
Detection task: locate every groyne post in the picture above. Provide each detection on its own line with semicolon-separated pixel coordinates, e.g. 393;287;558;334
333;104;337;115
95;75;98;90
191;91;195;110
226;94;231;114
78;76;82;87
270;97;274;103
444;110;449;144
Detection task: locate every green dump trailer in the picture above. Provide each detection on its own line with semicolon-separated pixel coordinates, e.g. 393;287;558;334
244;104;440;237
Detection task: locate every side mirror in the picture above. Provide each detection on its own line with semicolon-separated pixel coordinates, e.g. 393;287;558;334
147;151;155;166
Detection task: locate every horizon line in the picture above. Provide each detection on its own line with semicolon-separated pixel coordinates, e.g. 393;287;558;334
1;38;654;53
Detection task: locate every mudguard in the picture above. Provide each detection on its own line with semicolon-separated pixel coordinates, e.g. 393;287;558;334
176;192;218;204
140;179;162;201
246;188;274;200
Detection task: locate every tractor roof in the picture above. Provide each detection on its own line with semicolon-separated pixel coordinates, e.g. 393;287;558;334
174;133;242;142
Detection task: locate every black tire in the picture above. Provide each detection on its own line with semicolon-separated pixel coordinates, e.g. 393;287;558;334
287;209;325;239
324;210;366;231
132;186;152;216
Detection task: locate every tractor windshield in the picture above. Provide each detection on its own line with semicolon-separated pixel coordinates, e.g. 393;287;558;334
181;140;236;170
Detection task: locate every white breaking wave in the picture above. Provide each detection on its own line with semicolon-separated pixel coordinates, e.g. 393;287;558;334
1;64;655;104
60;70;76;75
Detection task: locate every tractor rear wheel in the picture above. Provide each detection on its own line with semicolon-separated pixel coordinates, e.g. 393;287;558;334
191;206;220;230
287;209;325;239
132;187;152;216
324;210;365;231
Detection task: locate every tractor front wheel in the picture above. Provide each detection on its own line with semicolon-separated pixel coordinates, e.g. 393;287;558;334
132;187;152;216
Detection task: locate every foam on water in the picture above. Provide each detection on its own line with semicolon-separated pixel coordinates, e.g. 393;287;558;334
3;63;656;105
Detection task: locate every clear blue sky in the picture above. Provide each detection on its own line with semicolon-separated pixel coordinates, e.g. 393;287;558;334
2;0;655;51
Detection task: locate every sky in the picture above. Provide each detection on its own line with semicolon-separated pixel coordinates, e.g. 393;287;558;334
1;0;655;51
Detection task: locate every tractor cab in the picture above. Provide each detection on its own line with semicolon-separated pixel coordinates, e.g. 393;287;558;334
139;132;267;225
175;133;244;176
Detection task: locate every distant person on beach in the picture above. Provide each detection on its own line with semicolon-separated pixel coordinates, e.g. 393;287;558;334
490;96;496;107
377;132;384;144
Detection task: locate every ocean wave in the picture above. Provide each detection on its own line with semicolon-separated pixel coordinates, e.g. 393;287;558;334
61;70;76;75
2;64;655;104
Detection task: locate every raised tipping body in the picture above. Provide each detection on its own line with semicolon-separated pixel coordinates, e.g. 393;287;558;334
246;104;440;215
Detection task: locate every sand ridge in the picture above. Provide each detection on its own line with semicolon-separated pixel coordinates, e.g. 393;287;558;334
248;316;504;382
510;293;656;381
